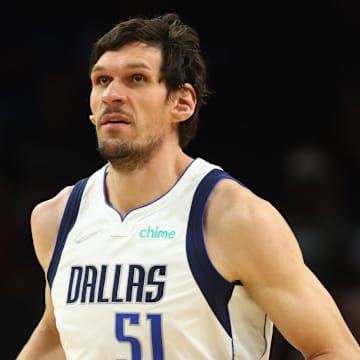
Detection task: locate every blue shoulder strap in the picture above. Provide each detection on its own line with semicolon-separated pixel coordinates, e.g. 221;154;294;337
186;168;239;336
47;177;89;287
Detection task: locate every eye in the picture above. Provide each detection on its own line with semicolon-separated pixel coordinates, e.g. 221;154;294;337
99;76;110;85
132;74;146;83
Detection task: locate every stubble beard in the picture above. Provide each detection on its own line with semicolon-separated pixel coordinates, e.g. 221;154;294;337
96;136;163;172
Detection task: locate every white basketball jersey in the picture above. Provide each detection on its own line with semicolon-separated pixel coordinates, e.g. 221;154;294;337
48;157;273;359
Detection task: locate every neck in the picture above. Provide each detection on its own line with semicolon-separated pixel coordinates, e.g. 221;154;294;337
105;149;193;217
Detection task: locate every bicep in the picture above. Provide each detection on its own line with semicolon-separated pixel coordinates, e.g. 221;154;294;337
225;196;354;356
17;187;71;359
250;263;349;356
17;283;65;359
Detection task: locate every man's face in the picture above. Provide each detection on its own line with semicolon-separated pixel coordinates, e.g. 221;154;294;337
89;42;173;169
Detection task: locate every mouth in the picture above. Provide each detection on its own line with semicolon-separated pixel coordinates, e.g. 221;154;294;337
101;113;130;125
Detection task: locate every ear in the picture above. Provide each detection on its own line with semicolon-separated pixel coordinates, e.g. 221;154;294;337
89;114;96;125
171;83;197;123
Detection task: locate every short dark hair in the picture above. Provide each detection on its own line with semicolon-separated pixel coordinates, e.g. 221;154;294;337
89;13;212;149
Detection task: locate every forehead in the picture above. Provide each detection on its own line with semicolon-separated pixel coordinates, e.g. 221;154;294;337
93;42;162;73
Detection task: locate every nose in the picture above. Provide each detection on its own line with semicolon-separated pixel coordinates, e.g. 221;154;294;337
102;79;127;104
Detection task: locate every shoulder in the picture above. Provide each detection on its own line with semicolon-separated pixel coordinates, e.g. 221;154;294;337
31;185;74;272
205;178;303;282
206;177;275;227
31;185;74;220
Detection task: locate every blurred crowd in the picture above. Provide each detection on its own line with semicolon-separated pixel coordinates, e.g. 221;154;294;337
1;4;359;359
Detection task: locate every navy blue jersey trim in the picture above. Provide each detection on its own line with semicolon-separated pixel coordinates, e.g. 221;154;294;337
186;168;237;336
47;177;89;287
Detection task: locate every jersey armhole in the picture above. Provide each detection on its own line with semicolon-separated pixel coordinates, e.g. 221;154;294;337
47;177;89;287
187;168;241;336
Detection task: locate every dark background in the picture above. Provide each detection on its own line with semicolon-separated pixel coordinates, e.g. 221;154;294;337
2;2;360;359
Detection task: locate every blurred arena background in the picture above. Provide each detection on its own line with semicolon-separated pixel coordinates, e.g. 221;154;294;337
1;2;360;359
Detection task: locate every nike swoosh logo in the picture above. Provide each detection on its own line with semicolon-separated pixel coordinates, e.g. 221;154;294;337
73;232;98;244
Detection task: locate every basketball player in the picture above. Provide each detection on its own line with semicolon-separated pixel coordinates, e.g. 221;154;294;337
17;13;360;359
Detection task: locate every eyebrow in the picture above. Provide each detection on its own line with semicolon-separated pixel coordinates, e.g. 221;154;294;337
91;62;153;74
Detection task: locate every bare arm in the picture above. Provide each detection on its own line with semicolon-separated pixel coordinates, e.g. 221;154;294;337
17;284;66;359
205;179;360;359
17;186;73;360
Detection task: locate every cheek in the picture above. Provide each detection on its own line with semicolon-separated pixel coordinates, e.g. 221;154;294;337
89;90;100;113
88;95;99;125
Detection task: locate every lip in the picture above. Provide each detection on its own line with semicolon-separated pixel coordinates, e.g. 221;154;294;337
101;113;130;125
